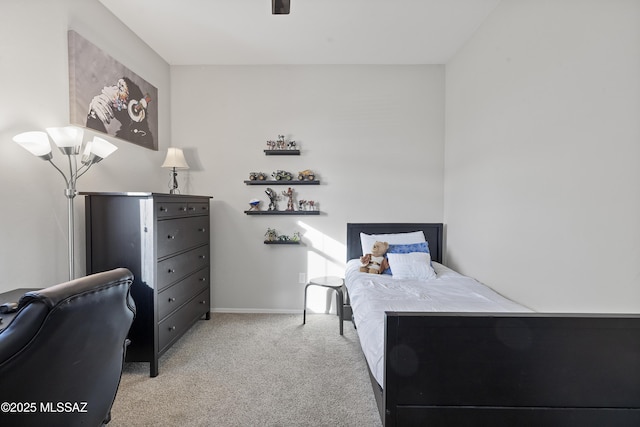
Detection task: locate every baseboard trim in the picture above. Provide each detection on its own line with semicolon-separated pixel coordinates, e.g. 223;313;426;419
211;308;302;314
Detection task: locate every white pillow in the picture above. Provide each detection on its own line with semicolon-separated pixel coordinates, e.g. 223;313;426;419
360;231;425;257
387;252;436;281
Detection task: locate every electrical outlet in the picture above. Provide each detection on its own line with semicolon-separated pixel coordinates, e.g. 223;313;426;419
298;273;306;284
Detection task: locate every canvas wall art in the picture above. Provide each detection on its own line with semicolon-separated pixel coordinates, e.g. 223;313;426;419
68;30;158;151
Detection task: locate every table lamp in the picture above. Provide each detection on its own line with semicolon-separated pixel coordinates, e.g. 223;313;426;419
161;147;189;194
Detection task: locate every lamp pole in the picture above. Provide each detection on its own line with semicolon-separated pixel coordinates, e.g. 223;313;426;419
65;188;76;280
49;145;82;280
45;151;81;280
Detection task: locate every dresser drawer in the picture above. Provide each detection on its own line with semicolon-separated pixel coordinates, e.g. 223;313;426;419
158;288;209;352
157;246;209;291
157;216;209;258
187;202;210;216
157;268;209;320
156;201;189;218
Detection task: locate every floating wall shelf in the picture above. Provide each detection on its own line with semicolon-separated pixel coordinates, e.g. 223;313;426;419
264;241;300;245
244;210;320;216
264;150;300;156
244;180;319;186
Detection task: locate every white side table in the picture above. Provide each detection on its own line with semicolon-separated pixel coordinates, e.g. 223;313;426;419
303;276;345;335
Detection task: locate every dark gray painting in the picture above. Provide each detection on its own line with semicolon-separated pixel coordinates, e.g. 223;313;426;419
68;30;158;151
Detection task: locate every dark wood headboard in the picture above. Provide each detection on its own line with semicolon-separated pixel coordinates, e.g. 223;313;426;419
346;223;443;263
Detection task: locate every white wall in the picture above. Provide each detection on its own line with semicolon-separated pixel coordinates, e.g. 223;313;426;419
0;0;170;290
171;65;445;311
14;0;628;315
445;0;640;312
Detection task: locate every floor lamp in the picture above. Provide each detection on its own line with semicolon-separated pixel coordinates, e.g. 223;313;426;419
13;126;117;280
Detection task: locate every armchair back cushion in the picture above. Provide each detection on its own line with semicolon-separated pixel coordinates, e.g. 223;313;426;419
0;268;135;426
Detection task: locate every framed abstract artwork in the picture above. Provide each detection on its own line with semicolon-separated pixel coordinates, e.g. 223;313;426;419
68;30;158;151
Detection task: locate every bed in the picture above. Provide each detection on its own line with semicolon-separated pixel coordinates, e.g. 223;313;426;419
345;223;640;427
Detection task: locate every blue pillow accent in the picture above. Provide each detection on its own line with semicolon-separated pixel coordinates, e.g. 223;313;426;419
388;242;430;254
383;242;430;274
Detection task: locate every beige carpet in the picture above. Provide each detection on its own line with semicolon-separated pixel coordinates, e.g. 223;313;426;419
109;313;382;427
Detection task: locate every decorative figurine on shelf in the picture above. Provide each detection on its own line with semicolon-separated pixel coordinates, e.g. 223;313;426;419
292;231;301;242
278;235;290;242
249;172;268;181
266;134;297;151
298;169;315;181
282;187;295;211
308;200;317;211
265;228;278;242
298;199;307;211
272;170;293;181
248;199;261;211
265;188;279;211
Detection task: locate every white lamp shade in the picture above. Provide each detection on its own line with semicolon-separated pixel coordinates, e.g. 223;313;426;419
13;131;53;159
82;136;118;165
46;126;84;149
162;147;190;169
90;136;118;159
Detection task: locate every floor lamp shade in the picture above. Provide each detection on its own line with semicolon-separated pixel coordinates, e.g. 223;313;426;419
13;131;53;159
46;126;83;154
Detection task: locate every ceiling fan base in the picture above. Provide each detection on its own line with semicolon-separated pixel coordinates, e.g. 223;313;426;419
272;0;290;15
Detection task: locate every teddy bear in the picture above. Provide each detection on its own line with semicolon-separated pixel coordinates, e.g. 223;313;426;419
360;241;390;274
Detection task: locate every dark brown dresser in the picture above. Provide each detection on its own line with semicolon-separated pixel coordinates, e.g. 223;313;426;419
83;192;211;377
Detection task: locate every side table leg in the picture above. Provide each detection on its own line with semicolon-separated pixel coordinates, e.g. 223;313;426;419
336;288;344;335
303;283;311;325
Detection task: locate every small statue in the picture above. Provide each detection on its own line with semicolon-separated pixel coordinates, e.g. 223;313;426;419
278;235;290;242
265;228;277;242
292;231;301;242
276;135;286;150
282;187;295;211
308;200;316;211
298;199;307;211
265;188;279;211
298;170;315;181
272;170;293;181
266;140;276;150
287;140;297;150
248;199;261;211
249;172;267;181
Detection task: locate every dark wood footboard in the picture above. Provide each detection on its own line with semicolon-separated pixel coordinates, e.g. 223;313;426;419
383;312;640;427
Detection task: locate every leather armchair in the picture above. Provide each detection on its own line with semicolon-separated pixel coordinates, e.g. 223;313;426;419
0;268;135;427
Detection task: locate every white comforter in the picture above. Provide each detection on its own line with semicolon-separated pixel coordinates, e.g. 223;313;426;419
344;259;531;387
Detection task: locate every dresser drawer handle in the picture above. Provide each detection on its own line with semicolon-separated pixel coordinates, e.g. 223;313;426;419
189;207;196;211
168;297;176;302
198;255;206;259
168;268;175;273
200;300;207;305
179;206;187;212
198;228;206;233
167;235;175;239
168;326;176;331
159;206;168;212
199;277;207;282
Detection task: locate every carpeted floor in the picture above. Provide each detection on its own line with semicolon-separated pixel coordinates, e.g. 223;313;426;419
109;313;382;427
